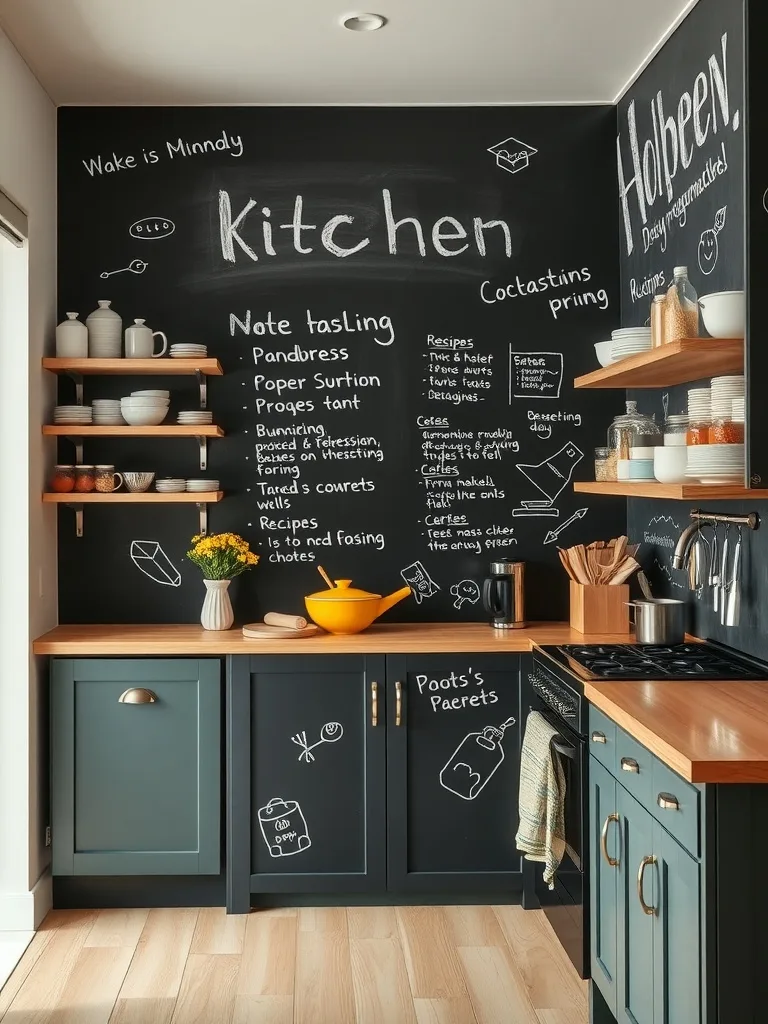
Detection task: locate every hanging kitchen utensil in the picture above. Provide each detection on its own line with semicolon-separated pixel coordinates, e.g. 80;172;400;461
709;524;720;614
719;524;730;625
724;526;742;628
687;524;710;599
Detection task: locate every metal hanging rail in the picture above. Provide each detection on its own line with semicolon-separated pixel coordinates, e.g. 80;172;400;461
689;509;760;530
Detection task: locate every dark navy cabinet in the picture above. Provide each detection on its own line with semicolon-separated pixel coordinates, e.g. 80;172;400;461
51;659;221;876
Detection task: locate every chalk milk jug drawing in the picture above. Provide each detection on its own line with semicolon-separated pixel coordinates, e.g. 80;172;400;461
258;797;312;857
440;717;516;800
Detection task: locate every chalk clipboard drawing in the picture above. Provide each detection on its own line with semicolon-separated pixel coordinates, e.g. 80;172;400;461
258;797;311;858
440;717;516;801
698;206;726;276
512;442;584;518
130;540;181;587
291;722;344;763
401;561;440;603
450;580;480;609
487;136;538;176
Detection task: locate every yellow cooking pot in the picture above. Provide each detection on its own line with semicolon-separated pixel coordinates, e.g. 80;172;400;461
304;579;412;635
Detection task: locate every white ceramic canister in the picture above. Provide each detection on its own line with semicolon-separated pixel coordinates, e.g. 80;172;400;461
55;312;88;357
124;319;168;359
86;300;122;357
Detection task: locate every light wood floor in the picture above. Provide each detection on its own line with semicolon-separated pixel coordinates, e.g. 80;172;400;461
0;905;588;1024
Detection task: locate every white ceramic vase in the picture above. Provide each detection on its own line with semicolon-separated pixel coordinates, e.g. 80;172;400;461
200;579;234;631
86;300;122;357
55;312;88;357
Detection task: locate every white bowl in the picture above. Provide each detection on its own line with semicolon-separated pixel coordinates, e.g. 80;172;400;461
123;472;156;492
654;446;688;484
120;398;170;407
131;390;170;399
122;408;168;426
594;341;613;367
699;291;745;338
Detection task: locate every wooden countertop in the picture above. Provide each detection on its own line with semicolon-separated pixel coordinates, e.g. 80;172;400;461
32;621;634;656
585;680;768;784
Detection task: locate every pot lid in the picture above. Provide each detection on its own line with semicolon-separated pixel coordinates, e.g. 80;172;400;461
307;579;381;602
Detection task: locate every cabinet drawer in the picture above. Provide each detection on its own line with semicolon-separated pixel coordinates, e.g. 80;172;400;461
588;705;616;772
614;728;653;808
651;758;700;857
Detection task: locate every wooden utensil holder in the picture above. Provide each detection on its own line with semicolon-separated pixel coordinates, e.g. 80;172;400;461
570;582;630;634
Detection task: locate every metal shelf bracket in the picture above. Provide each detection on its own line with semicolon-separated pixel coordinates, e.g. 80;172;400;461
196;502;209;536
65;371;84;406
64;435;84;464
196;371;207;410
197;435;208;470
64;503;84;537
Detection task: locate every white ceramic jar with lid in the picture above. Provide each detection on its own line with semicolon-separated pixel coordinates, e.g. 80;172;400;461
55;312;88;357
86;300;122;358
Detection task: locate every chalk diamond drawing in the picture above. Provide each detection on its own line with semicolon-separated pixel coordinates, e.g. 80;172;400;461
130;540;182;587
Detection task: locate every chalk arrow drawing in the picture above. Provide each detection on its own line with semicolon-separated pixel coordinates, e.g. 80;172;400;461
543;508;588;545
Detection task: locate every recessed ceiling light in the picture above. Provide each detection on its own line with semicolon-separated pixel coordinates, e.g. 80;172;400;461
342;12;387;31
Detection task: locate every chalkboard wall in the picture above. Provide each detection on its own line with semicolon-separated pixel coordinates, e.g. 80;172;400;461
57;106;624;624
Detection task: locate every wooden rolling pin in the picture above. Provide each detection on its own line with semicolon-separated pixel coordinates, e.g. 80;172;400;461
264;611;308;631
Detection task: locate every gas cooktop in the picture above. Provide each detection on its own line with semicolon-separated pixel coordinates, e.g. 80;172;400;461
555;642;768;681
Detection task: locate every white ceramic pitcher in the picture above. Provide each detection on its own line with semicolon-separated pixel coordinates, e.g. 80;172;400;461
124;319;168;359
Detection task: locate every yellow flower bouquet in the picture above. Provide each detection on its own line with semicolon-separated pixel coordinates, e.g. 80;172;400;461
186;532;259;580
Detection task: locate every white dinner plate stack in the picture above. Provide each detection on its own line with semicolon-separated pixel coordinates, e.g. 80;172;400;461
91;399;125;425
155;478;186;493
686;444;745;484
177;410;213;425
186;479;220;492
54;405;92;425
609;327;652;362
710;376;745;420
170;344;207;359
688;387;711;423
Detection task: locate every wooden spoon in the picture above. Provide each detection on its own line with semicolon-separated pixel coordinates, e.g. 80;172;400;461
568;545;591;585
609;557;641;585
317;565;335;589
557;548;575;581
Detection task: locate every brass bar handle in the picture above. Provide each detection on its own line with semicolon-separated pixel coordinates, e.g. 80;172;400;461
621;757;640;774
591;731;607;744
657;792;679;811
371;682;378;727
395;681;403;727
600;812;620;867
118;687;157;705
637;856;657;915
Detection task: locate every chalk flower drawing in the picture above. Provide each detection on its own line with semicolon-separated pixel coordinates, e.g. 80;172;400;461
440;718;516;801
291;722;344;763
698;206;727;275
450;580;480;610
130;540;181;587
100;258;148;280
401;561;440;603
258;797;311;858
487;136;537;175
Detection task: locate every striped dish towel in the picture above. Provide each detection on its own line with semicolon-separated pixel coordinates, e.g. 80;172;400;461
515;710;566;890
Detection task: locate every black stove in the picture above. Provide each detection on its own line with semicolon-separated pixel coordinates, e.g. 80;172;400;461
557;641;768;681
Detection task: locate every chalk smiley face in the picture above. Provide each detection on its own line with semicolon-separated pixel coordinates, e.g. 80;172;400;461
698;230;718;275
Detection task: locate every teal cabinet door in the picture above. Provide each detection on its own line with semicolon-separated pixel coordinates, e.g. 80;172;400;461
617;786;655;1024
52;659;220;876
653;822;701;1024
589;756;619;1016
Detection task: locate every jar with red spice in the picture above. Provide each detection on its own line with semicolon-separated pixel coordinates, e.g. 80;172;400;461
709;418;745;444
74;465;95;492
51;465;75;492
687;420;710;445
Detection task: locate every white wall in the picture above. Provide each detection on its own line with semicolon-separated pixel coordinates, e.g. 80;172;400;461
0;25;57;927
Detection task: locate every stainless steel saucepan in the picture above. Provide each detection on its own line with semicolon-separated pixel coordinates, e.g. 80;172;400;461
627;598;687;644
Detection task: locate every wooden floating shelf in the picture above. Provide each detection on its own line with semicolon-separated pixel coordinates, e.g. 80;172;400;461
43;357;223;376
574;481;768;500
43;491;223;503
574;338;743;390
43;425;224;438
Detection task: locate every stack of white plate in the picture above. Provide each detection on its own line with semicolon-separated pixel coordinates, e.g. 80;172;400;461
686;444;745;484
155;478;186;493
54;405;92;424
186;479;220;492
710;376;745;419
688;387;711;421
177;410;213;425
170;344;207;359
120;395;170;426
609;327;652;362
91;399;125;425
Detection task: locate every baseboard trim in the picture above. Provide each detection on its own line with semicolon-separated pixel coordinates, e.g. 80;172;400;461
0;871;52;930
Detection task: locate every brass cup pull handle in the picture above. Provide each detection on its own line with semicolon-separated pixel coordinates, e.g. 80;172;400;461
591;731;607;744
657;792;679;811
637;855;657;915
620;757;640;773
371;682;378;727
395;681;403;727
600;812;620;867
118;687;157;705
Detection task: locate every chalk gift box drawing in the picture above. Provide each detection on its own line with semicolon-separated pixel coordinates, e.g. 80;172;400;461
258;797;312;857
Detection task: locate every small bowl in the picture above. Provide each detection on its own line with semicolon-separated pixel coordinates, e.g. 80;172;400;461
131;390;170;399
594;341;613;367
629;446;659;460
654;447;688;483
123;472;156;493
628;459;655;480
698;291;745;338
617;459;631;481
122;408;168;426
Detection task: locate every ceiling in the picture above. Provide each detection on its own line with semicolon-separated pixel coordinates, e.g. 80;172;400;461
0;0;694;106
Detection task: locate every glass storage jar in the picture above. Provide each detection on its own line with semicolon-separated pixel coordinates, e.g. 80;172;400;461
664;413;689;446
594;446;611;481
607;401;663;462
709;418;744;444
51;465;75;493
650;293;667;348
664;266;699;343
687;418;711;445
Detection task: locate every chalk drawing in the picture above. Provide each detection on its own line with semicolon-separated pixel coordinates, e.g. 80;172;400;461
512;442;584;518
257;797;311;857
401;561;440;603
648;514;681;530
130;540;181;586
698;206;727;275
487;136;537;176
509;351;563;401
440;718;516;801
449;580;481;610
763;188;768;214
653;557;685;591
543;508;588;546
129;217;176;240
100;258;148;280
291;722;344;763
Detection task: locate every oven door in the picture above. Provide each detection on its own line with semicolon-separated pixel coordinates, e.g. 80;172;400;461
523;677;588;978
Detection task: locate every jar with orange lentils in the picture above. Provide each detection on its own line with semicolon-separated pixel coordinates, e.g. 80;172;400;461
687;419;710;445
709;418;745;444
